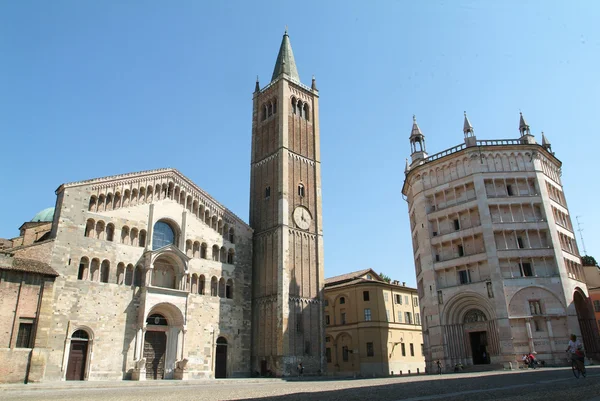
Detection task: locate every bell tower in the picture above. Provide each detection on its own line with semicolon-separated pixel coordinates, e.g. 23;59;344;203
249;30;325;376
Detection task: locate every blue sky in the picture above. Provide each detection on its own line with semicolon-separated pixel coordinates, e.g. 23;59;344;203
1;1;598;286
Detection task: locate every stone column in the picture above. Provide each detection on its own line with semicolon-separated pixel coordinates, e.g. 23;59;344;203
546;318;556;356
525;319;535;353
147;204;155;251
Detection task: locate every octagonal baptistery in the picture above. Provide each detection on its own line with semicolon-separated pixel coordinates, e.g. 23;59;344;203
402;113;600;372
36;168;253;381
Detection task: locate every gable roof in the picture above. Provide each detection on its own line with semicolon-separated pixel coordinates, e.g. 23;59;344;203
324;268;380;286
55;167;250;229
0;257;58;277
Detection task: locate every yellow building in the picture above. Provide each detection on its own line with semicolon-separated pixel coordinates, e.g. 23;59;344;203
324;269;425;376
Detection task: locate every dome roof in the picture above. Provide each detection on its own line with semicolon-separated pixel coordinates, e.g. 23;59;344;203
31;207;55;223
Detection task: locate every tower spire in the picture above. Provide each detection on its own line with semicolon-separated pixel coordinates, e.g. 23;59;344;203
463;111;474;136
409;115;427;162
255;76;260;93
271;29;300;82
519;112;530;136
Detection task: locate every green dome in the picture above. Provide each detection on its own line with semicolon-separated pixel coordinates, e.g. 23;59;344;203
31;207;55;223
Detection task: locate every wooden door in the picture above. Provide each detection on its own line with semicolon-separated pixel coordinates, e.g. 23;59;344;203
215;343;227;378
144;331;167;380
66;340;88;380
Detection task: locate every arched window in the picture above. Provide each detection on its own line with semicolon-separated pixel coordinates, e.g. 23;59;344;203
100;260;110;283
95;221;105;240
133;265;143;287
211;276;218;296
220;247;227;262
72;329;89;340
130;228;139;246
124;264;134;286
265;186;271;199
339;297;345;305
106;224;115;242
297;100;303;118
211;216;218;230
88;196;97;212
212;245;220;261
121;226;130;245
152;256;176;289
78;257;89;280
291;97;297;114
273;99;277;114
90;258;100;281
139;187;145;203
268;102;273;117
186;240;193;257
201;243;208;259
204;210;211;225
199;275;206;295
131;189;138;205
85;219;95;238
303;103;309;121
116;262;125;285
98;194;105;211
191;274;198;294
146;314;168;326
114;192;121;209
139;230;146;247
227;249;235;264
123;189;130;207
106;193;113;210
226;279;233;299
229;228;235;243
193;241;200;258
152;221;176;250
262;105;268;121
218;278;226;297
298;183;305;198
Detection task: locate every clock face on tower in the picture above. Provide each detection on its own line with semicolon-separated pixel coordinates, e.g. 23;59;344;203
293;206;312;230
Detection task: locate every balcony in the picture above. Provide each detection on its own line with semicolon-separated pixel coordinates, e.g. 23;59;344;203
433;251;487;271
430;225;483;245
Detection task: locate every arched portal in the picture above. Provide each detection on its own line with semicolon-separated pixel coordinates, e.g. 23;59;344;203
215;337;228;378
574;288;600;359
66;329;91;381
144;313;168;380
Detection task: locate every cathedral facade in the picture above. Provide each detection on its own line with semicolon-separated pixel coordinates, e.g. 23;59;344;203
402;113;600;372
0;31;325;382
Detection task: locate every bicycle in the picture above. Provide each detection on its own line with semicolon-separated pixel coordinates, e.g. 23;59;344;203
571;354;586;378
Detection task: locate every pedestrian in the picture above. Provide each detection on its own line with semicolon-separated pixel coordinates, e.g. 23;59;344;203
297;362;304;377
436;360;442;375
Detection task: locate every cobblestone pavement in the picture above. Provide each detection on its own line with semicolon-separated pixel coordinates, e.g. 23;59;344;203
1;367;599;401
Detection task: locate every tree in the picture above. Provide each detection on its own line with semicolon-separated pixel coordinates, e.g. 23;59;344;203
581;255;598;267
379;272;391;283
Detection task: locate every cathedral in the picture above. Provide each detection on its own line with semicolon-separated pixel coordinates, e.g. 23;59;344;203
0;31;325;383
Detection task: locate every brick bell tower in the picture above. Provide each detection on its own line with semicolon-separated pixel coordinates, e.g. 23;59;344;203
249;30;325;376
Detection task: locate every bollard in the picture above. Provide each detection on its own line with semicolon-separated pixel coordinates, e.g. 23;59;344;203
408;370;411;375
400;370;403;375
417;368;420;374
391;371;394;376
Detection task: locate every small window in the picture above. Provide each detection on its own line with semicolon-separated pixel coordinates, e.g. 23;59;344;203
326;347;332;363
363;291;370;301
395;294;402;304
16;321;34;348
386;309;390;321
384;293;389;302
457;245;464;257
458;270;471;285
521;262;533;277
401;343;406;356
405;312;413;324
298;183;305;198
366;342;374;357
397;311;403;322
366;274;372;280
340;312;346;325
324;299;329;306
517;237;524;249
415;313;421;325
405;295;409;304
342;346;349;361
325;336;331;343
413;297;419;307
533;319;543;332
265;186;271;199
364;308;372;321
507;184;514;196
339;297;345;305
454;219;460;231
325;315;330;325
410;343;415;356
